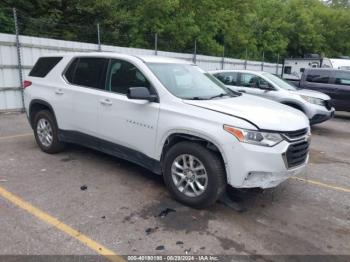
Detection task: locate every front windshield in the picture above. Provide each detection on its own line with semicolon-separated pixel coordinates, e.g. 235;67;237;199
147;63;238;99
262;72;297;91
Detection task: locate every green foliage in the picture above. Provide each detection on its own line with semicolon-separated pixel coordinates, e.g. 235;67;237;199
1;0;350;60
0;8;13;34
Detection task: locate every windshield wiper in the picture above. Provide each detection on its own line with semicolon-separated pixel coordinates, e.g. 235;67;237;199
208;93;229;100
187;96;207;100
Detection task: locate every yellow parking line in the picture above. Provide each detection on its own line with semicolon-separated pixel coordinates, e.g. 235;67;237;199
0;186;125;262
291;177;350;193
0;133;33;140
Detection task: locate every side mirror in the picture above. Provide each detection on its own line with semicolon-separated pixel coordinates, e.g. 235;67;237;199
259;83;273;91
127;87;158;102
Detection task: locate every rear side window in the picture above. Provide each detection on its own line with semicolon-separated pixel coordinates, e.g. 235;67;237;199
334;71;350;86
306;71;331;84
64;57;108;89
214;72;238;86
29;57;62;77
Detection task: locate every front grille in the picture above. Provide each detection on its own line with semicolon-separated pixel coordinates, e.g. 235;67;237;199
285;141;309;168
283;128;308;141
324;100;332;110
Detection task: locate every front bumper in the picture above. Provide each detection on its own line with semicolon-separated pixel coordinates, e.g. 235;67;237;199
308;106;335;125
222;137;309;189
240;163;307;188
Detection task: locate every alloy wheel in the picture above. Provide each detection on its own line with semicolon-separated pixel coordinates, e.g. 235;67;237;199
171;154;208;197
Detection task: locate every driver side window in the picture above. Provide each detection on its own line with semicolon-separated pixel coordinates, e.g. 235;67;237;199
107;59;151;94
240;73;269;89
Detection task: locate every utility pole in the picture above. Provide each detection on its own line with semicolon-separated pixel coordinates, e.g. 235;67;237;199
97;23;101;51
154;33;158;55
261;51;265;71
13;8;25;112
221;44;225;70
276;53;280;75
193;39;197;64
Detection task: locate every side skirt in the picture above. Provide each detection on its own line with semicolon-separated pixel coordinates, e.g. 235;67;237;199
58;130;162;175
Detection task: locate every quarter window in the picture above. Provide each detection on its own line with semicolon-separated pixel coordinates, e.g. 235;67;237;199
107;59;151;94
64;57;108;89
334;71;350;85
29;57;62;77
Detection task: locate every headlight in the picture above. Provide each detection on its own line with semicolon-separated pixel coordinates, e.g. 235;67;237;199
300;95;324;106
223;125;283;147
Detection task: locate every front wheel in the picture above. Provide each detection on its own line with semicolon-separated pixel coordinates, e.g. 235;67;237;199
163;142;226;208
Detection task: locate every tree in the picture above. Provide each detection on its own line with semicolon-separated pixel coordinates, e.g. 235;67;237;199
1;0;350;60
0;8;13;34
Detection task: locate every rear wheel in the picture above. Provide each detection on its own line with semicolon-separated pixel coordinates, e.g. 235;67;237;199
163;142;226;208
34;110;65;154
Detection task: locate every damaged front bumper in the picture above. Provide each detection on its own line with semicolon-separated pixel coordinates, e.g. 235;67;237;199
223;138;309;189
240;163;307;188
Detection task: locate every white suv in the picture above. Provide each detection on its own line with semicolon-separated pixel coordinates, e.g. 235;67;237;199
24;53;310;208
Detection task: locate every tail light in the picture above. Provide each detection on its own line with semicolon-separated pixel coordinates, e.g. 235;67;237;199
23;80;32;89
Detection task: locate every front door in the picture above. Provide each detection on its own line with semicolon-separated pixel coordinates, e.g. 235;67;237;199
97;58;160;160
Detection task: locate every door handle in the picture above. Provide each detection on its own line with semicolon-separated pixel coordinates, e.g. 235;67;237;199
100;99;112;106
55;89;64;95
238;90;246;93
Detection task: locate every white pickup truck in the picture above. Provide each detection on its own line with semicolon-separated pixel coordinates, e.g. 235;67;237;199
24;53;310;208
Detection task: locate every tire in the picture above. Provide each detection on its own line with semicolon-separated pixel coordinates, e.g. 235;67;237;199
33;110;65;154
163;141;226;208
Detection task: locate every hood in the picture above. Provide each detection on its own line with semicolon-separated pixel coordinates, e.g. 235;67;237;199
184;94;309;131
291;89;330;100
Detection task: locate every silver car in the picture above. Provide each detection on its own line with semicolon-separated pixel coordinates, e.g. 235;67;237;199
211;70;335;125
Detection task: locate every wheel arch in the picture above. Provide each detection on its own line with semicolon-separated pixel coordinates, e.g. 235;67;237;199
29;99;57;129
159;131;228;174
281;100;305;113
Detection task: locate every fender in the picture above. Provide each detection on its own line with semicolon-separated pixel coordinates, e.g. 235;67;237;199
280;100;306;113
157;128;229;172
28;99;57;128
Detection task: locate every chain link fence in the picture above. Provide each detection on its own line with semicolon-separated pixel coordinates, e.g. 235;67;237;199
0;7;283;111
4;7;283;64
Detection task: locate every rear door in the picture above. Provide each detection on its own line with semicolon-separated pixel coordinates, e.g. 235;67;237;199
63;57;108;136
